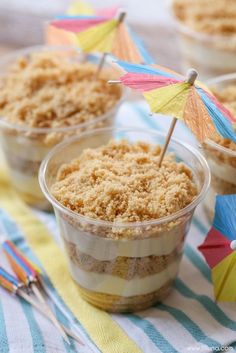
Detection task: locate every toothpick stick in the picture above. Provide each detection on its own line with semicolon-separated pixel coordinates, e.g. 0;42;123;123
108;80;122;84
38;277;83;339
94;11;127;80
94;52;108;80
158;118;178;167
158;68;198;167
18;289;83;345
31;282;71;345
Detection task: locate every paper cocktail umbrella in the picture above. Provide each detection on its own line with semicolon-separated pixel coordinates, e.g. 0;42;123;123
0;266;23;293
0;266;82;344
46;1;118;46
2;240;71;344
2;240;38;285
109;61;236;165
198;194;236;302
51;11;153;76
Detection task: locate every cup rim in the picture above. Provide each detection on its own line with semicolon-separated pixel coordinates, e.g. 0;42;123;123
0;44;127;134
204;73;236;157
39;126;211;228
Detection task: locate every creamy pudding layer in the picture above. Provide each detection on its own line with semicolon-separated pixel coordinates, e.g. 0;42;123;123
68;261;179;297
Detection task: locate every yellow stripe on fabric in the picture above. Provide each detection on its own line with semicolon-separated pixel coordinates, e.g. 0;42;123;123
212;252;236;302
0;172;141;353
143;82;190;119
76;19;117;53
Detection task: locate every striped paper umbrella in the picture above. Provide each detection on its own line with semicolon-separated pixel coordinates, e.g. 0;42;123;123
0;266;82;344
110;61;236;165
0;266;23;293
198;194;236;302
2;240;38;285
51;11;153;66
46;1;118;46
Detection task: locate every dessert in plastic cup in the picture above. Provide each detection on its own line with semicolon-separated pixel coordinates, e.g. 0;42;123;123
39;127;210;312
0;45;124;210
171;0;236;79
203;73;236;219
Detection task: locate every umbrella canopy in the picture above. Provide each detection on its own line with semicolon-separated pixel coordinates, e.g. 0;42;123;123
113;61;236;143
51;12;153;64
0;266;23;293
46;1;118;46
2;240;38;285
198;194;236;301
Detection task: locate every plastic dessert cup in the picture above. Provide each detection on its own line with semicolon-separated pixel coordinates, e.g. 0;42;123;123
202;73;236;218
171;7;236;79
0;46;125;210
39;127;210;312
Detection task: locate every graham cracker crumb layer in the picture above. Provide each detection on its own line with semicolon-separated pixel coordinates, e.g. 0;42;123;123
51;140;198;225
66;240;181;280
173;0;236;36
0;51;121;140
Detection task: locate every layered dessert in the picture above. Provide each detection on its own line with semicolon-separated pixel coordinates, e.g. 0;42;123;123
172;0;236;78
50;139;198;311
203;84;236;218
0;50;122;209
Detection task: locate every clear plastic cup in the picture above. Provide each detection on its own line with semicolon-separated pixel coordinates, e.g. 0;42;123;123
39;127;210;312
202;74;236;219
0;46;125;210
170;4;236;79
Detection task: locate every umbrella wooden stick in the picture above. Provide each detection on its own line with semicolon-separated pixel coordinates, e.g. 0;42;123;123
158;68;198;167
2;241;70;345
38;277;83;339
94;52;108;80
158;118;178;167
94;11;127;79
18;289;84;345
31;282;71;346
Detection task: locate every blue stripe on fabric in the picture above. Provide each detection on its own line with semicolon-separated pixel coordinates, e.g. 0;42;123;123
54;304;77;353
127;314;179;353
42;276;100;352
0;299;9;353
0;210;99;353
185;244;211;282
157;304;221;350
192;217;209;236
20;299;46;353
175;278;236;331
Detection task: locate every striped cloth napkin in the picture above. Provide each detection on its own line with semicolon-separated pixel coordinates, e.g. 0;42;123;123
0;101;236;353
